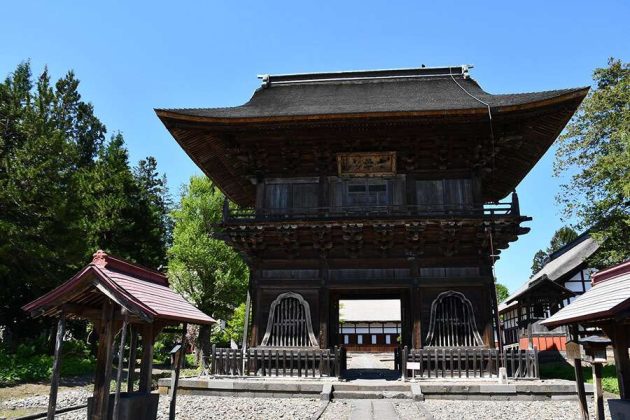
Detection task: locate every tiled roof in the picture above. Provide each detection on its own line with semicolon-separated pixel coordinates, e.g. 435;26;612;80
158;66;587;119
23;251;215;325
542;261;630;327
498;233;599;313
340;299;401;322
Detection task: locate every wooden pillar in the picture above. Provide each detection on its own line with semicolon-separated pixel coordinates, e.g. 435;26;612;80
330;293;340;348
113;314;129;420
570;325;589;420
319;286;329;349
592;363;605;420
516;303;523;349
93;300;116;420
490;281;503;350
47;314;66;420
251;287;262;347
138;323;154;394
126;327;138;393
169;323;187;420
241;290;251;352
411;287;422;349
611;325;630;399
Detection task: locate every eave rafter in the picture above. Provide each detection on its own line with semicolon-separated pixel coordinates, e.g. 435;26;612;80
220;216;529;261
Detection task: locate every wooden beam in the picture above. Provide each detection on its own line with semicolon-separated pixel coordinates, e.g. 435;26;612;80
169;323;187;420
92;300;116;420
126;327;138;393
138;323;154;394
47;313;65;420
112;312;129;420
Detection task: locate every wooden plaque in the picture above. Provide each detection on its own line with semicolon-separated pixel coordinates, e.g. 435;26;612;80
337;152;396;177
566;341;582;360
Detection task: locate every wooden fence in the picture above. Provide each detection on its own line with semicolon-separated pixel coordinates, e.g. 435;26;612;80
402;347;538;379
208;345;346;378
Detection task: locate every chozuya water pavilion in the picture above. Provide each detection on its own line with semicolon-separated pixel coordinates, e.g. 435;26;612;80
157;65;587;377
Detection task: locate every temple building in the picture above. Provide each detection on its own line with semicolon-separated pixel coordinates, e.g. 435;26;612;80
499;232;600;351
339;300;401;352
157;66;587;353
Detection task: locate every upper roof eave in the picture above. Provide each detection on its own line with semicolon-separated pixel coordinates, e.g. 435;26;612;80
155;87;589;127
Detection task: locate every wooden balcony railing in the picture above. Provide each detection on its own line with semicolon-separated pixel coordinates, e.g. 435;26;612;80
223;201;517;223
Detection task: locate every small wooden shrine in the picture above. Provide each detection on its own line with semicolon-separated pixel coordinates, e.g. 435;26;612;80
543;260;630;399
23;251;215;420
157;65;587;355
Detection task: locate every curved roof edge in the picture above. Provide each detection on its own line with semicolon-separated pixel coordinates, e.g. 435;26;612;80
156;86;588;125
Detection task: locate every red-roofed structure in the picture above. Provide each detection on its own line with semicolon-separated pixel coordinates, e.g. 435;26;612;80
23;250;214;326
542;260;630;403
23;251;215;420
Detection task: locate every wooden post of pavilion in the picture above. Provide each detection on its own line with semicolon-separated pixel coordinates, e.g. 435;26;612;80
569;325;589;420
113;311;129;420
139;323;154;394
93;300;116;420
169;323;188;420
610;325;630;400
127;326;138;392
47;313;66;420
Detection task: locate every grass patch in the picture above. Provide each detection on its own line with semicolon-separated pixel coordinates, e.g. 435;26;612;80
540;361;619;395
0;341;96;387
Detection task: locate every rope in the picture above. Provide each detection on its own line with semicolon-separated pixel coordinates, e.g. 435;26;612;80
449;67;496;184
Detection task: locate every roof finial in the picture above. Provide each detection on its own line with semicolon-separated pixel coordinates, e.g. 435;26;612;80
92;250;108;267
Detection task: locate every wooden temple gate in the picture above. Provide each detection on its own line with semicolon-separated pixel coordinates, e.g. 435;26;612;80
157;65;586;380
23;251;215;420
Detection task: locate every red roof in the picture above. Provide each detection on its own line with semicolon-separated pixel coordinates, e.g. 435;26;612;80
23;251;215;325
542;260;630;327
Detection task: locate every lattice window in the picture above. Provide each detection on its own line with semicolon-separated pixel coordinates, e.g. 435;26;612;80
425;291;484;347
260;292;319;348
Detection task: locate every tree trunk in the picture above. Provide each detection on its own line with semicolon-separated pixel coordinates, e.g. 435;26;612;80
197;324;212;366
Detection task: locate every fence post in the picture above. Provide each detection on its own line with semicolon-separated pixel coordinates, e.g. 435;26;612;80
402;346;408;380
210;344;216;375
334;346;340;378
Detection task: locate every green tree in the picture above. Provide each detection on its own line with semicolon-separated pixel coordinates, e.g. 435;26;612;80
554;58;630;266
531;226;579;275
495;283;509;303
0;62;170;345
212;303;247;346
0;64;99;344
168;175;248;358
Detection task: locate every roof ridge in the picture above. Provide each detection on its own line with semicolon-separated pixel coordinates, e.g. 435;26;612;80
259;65;472;87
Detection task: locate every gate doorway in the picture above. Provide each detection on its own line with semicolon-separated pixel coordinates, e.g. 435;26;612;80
331;291;407;380
338;299;401;352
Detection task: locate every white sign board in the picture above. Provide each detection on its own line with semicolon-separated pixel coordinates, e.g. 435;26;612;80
407;362;421;370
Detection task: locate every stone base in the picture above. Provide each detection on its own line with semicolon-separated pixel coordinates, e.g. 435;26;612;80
158;377;593;401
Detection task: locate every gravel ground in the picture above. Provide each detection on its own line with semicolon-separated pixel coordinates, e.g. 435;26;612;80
0;388;91;411
1;389;614;420
55;395;323;420
319;400;351;420
422;398;612;420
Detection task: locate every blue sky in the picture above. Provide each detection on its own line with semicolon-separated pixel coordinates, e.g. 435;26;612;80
2;0;628;293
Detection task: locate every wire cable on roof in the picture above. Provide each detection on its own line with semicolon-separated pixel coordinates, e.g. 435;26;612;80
449;67;496;187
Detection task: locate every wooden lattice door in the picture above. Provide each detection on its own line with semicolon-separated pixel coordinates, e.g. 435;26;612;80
260;292;319;348
425;291;484;347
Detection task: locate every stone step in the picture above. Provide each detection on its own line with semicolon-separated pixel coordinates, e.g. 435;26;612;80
349;400;402;420
333;390;412;399
333;383;410;392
